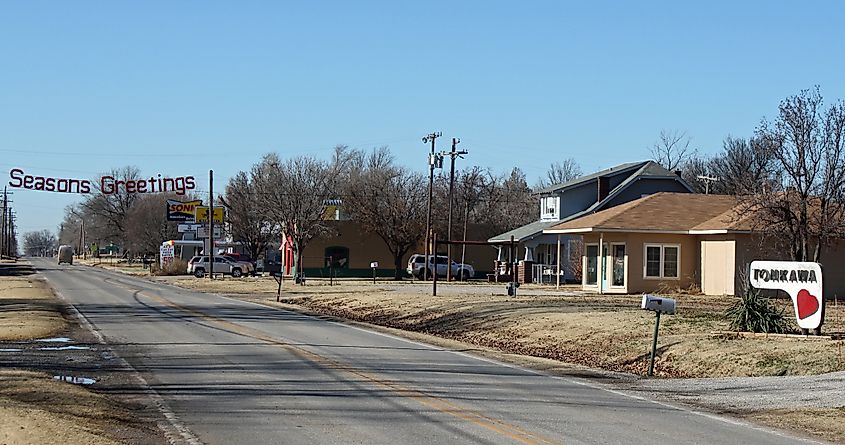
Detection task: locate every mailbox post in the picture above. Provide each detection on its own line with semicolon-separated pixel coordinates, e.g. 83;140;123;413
370;262;378;284
641;294;676;377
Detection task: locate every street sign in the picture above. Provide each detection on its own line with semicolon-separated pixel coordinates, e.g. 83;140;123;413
750;260;824;332
197;226;223;239
159;243;174;268
195;206;224;223
178;223;203;233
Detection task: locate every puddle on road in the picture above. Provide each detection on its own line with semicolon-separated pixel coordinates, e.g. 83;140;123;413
39;346;91;351
36;337;73;343
53;376;96;385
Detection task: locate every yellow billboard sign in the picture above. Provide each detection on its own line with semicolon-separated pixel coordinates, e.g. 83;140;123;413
195;206;224;224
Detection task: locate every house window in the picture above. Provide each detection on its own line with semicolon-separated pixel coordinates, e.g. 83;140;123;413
643;244;680;279
540;196;560;221
585;244;598;285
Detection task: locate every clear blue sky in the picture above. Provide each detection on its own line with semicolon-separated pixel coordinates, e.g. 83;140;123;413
2;1;844;241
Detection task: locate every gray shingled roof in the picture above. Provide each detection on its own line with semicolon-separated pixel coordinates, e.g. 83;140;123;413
488;160;695;243
534;161;647;195
487;219;562;242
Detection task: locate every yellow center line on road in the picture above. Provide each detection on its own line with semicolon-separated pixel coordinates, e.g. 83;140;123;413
136;290;566;445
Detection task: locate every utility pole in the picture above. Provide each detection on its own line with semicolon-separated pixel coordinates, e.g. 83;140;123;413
696;175;720;195
209;169;214;280
422;131;442;281
1;187;6;258
6;209;15;258
444;138;468;281
80;218;86;259
1;188;13;259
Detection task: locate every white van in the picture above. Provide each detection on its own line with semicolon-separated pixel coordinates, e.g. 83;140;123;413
57;245;74;265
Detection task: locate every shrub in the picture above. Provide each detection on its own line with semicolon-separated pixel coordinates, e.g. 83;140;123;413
725;287;789;333
155;258;188;276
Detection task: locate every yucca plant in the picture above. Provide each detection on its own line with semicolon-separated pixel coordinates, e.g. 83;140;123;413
726;287;789;333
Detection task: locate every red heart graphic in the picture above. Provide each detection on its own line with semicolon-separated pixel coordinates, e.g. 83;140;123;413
796;289;819;319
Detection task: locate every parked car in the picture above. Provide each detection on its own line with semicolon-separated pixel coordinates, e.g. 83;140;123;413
187;256;253;278
406;254;475;280
222;253;258;276
57;245;74;265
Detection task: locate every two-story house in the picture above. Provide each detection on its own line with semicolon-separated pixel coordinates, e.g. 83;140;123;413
488;161;694;284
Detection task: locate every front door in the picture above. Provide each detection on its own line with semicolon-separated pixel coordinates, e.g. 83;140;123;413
611;244;625;288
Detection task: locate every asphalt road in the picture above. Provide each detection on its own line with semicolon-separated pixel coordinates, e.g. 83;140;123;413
31;258;820;445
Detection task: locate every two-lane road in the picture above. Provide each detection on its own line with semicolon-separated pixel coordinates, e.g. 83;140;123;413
31;258;818;445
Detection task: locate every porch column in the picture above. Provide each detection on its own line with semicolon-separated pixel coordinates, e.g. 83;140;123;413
556;234;561;289
523;246;534;262
598;232;604;295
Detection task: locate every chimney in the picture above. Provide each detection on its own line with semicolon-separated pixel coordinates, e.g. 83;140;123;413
597;176;610;202
675;170;683;177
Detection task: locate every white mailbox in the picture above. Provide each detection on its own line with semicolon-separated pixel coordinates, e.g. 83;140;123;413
641;294;676;315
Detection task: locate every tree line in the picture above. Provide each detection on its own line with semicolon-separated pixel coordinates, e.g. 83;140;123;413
225;146;539;279
651;87;845;263
34;148;539;278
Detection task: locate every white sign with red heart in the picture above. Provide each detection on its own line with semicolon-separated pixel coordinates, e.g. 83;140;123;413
749;261;824;330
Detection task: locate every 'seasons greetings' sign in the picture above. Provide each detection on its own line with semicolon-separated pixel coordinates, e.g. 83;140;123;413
749;261;824;331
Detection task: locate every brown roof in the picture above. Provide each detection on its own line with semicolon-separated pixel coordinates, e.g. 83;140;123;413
691;205;757;232
544;192;740;233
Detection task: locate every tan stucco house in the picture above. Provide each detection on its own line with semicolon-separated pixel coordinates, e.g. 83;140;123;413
543;192;845;296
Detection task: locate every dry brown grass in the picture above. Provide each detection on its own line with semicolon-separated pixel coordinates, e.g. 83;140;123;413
0;370;123;445
743;408;845;444
0;264;66;341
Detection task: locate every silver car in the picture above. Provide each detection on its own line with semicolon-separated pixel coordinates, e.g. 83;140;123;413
187;256;251;278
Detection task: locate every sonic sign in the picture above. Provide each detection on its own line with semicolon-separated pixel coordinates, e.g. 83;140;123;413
750;261;824;332
167;199;202;222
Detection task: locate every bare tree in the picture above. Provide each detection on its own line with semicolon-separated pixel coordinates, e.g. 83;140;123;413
710;136;778;195
23;230;56;256
748;87;845;262
253;154;335;279
566;238;584;282
536;158;582;189
650;129;696;171
221;171;274;261
58;204;85;248
80;166;142;249
679;155;713;194
453;166;492;273
476;167;535;236
124;193;181;255
344;147;428;279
